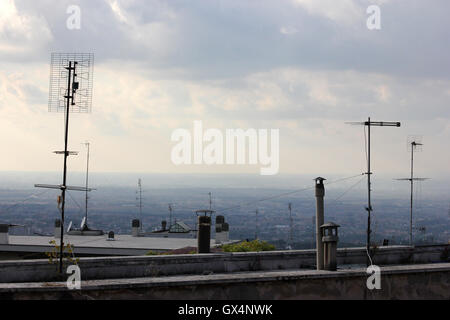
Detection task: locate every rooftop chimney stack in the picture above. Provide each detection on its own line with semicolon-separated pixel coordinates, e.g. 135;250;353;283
197;215;211;253
222;222;229;242
215;215;227;244
132;219;141;237
0;224;9;245
315;177;326;270
54;219;62;239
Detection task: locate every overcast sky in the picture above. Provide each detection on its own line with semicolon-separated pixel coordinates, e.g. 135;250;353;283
0;0;449;178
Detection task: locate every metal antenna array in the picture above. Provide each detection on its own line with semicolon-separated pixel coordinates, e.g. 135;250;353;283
35;53;94;273
395;137;429;246
347;117;401;265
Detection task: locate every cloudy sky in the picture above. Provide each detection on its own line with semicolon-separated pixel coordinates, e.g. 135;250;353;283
0;0;449;177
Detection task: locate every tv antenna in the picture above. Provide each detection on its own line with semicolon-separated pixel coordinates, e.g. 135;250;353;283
255;209;259;240
136;179;144;232
346;117;401;265
83;142;91;227
287;203;293;250
394;136;429;246
208;192;212;210
168;204;173;230
35;53;94;273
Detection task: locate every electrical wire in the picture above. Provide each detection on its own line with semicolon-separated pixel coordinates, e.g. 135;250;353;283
0;189;51;214
216;173;365;214
329;175;366;203
67;191;84;213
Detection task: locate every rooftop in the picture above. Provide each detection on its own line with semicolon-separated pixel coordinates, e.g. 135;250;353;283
1;235;237;256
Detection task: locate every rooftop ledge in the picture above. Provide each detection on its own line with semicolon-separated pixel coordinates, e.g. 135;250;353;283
0;262;449;293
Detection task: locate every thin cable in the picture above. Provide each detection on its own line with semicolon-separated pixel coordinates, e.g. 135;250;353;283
329;175;366;203
67;191;84;213
0;189;51;214
216;173;365;214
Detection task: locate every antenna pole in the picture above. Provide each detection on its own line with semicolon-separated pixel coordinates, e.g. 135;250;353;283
208;192;212;210
288;203;293;249
255;209;259;240
367;117;372;265
347;117;400;266
84;142;90;225
169;204;173;229
59;61;76;273
138;179;142;231
410;143;414;246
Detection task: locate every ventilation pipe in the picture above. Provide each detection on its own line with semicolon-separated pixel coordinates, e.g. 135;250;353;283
315;177;326;270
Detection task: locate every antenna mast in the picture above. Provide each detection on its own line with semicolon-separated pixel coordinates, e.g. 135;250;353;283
137;179;143;228
168;204;173;229
36;53;94;273
255;209;259;240
208;192;212;210
395;138;429;246
83;142;90;225
288;203;293;250
347;117;401;265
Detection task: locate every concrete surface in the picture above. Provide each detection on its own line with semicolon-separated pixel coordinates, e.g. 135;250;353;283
0;234;236;256
0;263;448;300
0;244;448;283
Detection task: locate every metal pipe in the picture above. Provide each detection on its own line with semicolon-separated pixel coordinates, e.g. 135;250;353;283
315;177;325;270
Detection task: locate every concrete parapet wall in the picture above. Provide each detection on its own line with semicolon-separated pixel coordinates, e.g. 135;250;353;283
0;244;448;283
0;263;449;300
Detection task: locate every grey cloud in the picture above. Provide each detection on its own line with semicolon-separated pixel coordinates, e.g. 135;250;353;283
1;0;448;80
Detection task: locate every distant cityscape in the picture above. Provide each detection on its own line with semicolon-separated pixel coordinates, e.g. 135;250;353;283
1;172;448;249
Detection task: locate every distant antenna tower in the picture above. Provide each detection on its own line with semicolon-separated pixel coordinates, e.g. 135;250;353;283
208;192;212;210
395;136;429;246
347;117;401;265
136;179;143;230
83;142;90;227
255;209;259;240
288;203;293;250
168;204;173;229
35;53;94;273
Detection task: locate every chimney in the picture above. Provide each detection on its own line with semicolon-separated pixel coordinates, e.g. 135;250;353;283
215;215;225;244
315;177;326;270
0;224;9;244
222;222;229;242
107;231;115;241
197;215;211;253
132;219;141;237
54;219;62;239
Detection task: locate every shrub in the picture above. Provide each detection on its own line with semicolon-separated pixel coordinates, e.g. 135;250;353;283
222;240;275;252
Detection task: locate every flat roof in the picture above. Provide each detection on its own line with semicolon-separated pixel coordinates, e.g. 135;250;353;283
0;235;237;256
